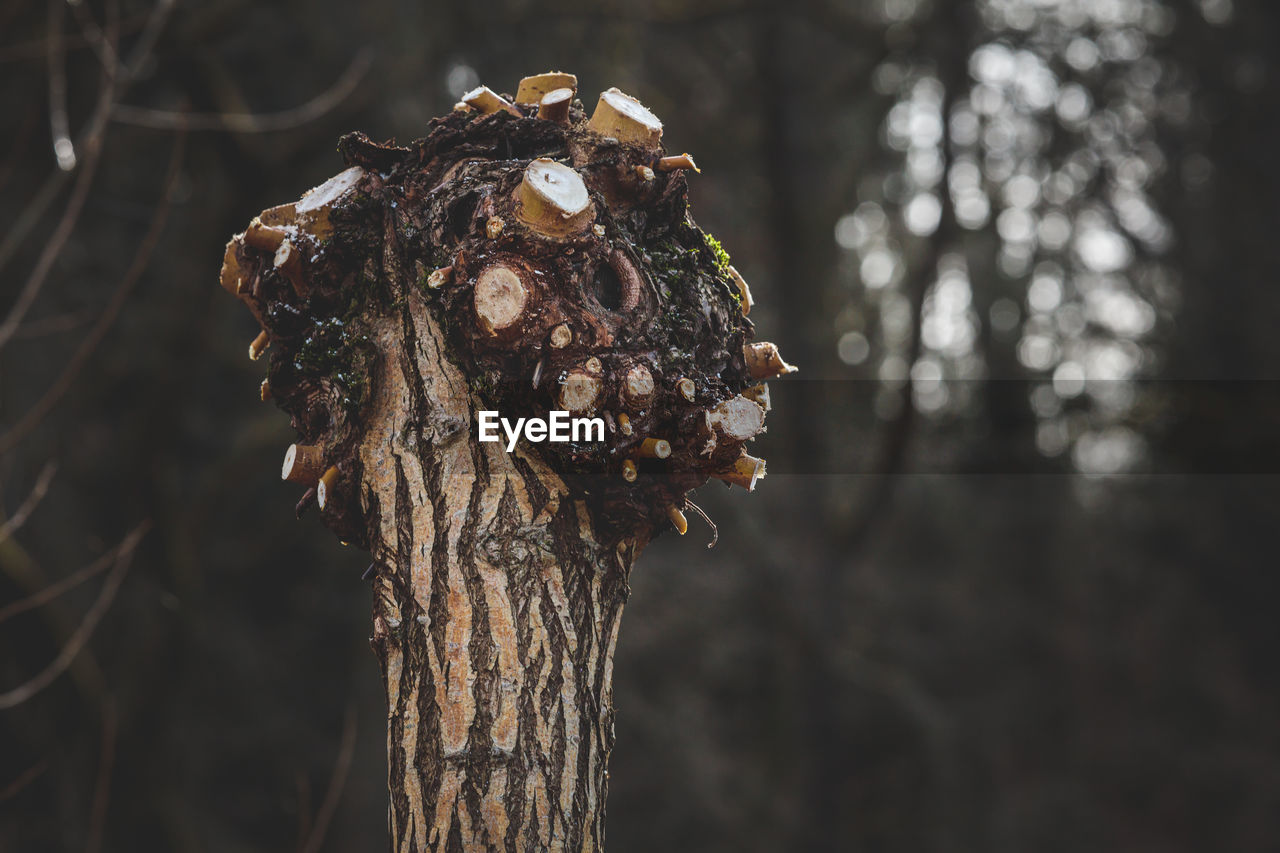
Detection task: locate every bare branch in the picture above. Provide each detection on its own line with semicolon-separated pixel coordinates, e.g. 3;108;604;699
0;459;57;544
84;699;118;853
0;166;73;282
0;761;47;803
0;522;149;709
0;94;39;194
9;311;88;340
0;12;149;63
683;498;719;549
0;121;104;351
0;0;170;293
294;772;313;853
0;127;186;453
835;8;967;559
47;0;75;170
0;531;123;626
112;51;372;133
67;0;119;72
0;7;119;351
299;708;358;853
121;0;173;81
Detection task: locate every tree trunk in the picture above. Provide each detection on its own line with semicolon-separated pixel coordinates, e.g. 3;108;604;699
219;71;788;850
361;290;639;849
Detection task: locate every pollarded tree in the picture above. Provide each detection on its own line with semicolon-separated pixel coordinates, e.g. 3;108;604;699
219;72;793;851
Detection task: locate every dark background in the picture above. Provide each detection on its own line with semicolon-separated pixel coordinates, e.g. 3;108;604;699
2;0;1279;850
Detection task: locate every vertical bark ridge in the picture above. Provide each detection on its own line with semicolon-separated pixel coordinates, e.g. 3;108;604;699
364;291;638;850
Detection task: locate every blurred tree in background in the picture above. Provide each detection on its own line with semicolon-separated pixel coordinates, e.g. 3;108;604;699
1;0;1277;850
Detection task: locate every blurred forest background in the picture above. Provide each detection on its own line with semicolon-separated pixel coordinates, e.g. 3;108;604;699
2;0;1278;850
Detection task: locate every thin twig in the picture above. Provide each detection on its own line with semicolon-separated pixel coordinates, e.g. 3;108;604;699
299;708;358;853
112;50;372;133
0;460;57;544
296;487;317;518
84;697;118;853
0;127;186;453
683;498;718;549
0;522;149;709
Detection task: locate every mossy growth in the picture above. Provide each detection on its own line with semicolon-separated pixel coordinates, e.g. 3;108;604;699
703;232;732;276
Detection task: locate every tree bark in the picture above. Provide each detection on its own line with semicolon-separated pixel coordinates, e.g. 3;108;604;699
360;289;640;850
219;72;789;850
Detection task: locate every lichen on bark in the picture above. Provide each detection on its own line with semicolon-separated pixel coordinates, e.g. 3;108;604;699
219;71;792;850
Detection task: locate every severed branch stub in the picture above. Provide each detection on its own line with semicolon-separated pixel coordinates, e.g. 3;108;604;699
473;263;528;335
712;450;767;491
281;443;325;484
709;394;766;441
549;322;573;349
516;71;577;105
248;330;270;361
624;364;654;404
216;70;795;851
315;466;339;510
274;239;307;296
744;340;797;379
557;365;603;414
657;153;700;173
538;87;574;124
517;157;594;235
461;85;520;117
588;87;663;147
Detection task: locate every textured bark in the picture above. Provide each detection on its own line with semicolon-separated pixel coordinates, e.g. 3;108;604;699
219;72;791;850
361;291;638;850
